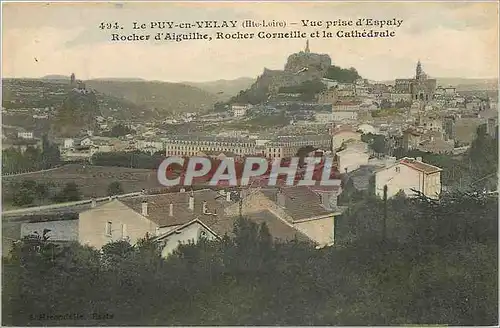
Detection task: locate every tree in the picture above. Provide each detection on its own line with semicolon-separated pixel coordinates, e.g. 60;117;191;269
2;192;497;326
380;99;392;110
107;124;133;138
53;182;81;202
12;186;36;206
107;181;124;196
324;65;361;83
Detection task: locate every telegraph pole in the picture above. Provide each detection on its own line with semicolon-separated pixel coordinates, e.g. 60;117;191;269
382;185;388;243
239;188;243;219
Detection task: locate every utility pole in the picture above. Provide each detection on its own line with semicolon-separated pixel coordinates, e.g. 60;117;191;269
239;188;243;219
382;184;388;243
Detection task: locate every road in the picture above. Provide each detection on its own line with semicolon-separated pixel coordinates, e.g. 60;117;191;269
2;166;62;178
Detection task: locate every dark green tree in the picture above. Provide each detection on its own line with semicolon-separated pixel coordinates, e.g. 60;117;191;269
107;181;124;196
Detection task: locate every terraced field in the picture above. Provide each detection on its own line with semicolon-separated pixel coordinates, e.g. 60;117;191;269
2;164;163;198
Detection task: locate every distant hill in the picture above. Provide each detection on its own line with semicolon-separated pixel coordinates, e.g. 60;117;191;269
85;80;219;113
41;75;70;81
182;77;256;101
41;75;145;82
89;77;146;82
436;78;498;91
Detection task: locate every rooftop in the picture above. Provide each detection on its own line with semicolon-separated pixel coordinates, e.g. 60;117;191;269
400;157;442;174
261;186;339;222
120;189;234;228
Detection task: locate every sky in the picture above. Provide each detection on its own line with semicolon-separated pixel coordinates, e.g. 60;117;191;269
2;1;499;82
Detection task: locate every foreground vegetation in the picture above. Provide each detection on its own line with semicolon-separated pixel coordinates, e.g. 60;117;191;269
2;189;497;326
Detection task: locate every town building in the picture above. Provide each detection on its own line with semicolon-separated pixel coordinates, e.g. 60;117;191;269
375;157;442;199
164;134;332;160
331;110;358;122
315;112;334;123
224;185;344;247
402;128;423;151
334;148;370;173
332;100;361;112
231;104;249;117
395;61;437;102
317;88;338;104
17;131;34;139
7;185;347;258
331;126;362;150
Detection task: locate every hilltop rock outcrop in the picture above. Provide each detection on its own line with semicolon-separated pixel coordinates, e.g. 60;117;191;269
231;41;333;104
259;41;331;94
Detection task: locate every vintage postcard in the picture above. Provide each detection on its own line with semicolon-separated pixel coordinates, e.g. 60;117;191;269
1;1;498;326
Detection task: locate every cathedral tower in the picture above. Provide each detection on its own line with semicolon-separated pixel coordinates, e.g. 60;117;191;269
416;60;423;80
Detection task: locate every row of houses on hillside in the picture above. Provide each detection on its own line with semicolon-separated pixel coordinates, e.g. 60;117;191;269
3;185;346;257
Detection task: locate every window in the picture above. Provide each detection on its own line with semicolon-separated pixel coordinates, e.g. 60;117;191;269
105;222;112;236
395;167;400;173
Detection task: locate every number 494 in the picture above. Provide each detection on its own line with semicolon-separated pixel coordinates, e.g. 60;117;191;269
99;22;122;30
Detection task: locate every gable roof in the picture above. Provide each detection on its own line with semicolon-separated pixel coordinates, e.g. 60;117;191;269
262;186;335;222
119;189;234;228
155;209;314;245
399;158;442;174
245;210;312;243
153;218;221;242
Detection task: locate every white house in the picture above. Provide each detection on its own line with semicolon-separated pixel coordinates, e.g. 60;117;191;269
335;149;370;173
332;101;361;112
332;110;358;122
80;137;93;147
63;138;75;149
375;157;442;199
231;104;249;117
315;112;334;123
331;128;362;150
357;124;378;135
17;131;34;139
154;219;220;258
136;140;164;154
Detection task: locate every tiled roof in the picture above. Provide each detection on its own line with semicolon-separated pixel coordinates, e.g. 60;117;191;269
198;210;313;243
245;210;312;243
120;189;234;228
2;203;94;222
400;158;442;174
262;186;334;221
347;165;382;190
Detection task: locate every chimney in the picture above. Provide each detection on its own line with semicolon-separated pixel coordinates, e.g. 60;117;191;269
91;198;97;208
169;202;173;216
320;192;332;210
141;200;148;216
188;194;194;210
202;201;208;214
226;191;231;202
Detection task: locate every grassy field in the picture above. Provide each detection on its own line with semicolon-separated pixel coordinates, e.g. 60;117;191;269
2;164;163;199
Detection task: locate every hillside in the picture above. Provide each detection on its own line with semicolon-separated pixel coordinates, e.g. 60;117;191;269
85;80;219;113
51;90;100;137
183;77;256;101
41;75;146;82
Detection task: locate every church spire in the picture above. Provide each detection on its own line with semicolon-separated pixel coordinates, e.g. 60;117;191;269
305;40;310;53
416;60;422;79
